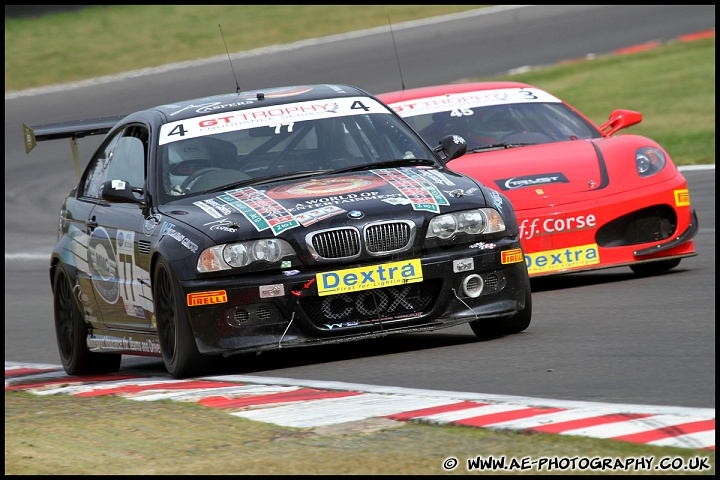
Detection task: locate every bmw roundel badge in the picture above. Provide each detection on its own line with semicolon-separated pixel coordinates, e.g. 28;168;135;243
348;210;364;219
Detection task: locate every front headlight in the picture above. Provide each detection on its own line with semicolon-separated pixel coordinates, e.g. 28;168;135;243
426;208;505;240
197;238;295;273
636;147;666;177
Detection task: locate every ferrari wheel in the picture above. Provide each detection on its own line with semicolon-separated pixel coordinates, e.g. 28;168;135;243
469;286;532;338
52;266;121;375
154;258;214;378
630;258;681;276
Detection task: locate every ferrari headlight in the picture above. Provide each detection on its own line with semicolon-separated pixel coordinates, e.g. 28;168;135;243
197;239;295;273
426;208;505;240
636;147;666;177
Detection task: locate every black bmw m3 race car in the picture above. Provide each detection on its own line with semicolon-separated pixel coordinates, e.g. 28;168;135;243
23;84;532;378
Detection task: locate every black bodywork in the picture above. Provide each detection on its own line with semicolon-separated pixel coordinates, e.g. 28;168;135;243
25;84;532;378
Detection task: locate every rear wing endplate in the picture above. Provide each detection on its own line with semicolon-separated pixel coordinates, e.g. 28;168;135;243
23;115;126;178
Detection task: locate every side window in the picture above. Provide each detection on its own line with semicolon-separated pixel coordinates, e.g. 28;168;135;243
82;134;121;199
80;126;148;199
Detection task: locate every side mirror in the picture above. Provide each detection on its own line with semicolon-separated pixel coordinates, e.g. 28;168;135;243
433;134;468;162
99;180;144;204
599;109;642;137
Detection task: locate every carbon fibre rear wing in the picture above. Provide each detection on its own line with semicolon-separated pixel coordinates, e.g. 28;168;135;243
23;115;126;178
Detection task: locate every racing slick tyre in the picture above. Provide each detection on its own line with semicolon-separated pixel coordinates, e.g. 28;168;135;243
630;258;681;276
154;258;217;378
469;287;532;338
52;265;122;375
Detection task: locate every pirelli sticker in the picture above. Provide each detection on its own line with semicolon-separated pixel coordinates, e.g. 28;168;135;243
501;248;524;264
187;290;228;307
674;189;690;207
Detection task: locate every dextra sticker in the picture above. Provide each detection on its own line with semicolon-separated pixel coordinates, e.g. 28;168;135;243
372;168;449;213
389;88;562;118
525;243;600;275
158;97;391;145
495;172;569;191
317;258;423;297
501;248;524;264
217;187;299;235
674;189;690;207
187;290;228;307
519;214;596;240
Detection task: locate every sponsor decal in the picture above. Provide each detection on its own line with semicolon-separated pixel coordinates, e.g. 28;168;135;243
294;205;346;226
116;230;134;254
501;248;524;264
88;227;119;304
525;243;600;275
124;303;146;319
143;214;162;235
187;290;228;307
417;169;456;186
217;187;299;235
372;168;449;213
204;198;234;216
159;97;391;145
674;189;690;207
87;336;161;354
194;200;223;219
317;258;423;296
204;218;239;232
111;180;126;190
519;214;596;240
160;222;199;253
321;290;424;323
288;191;400;212
495;172;569;191
389;88;562;118
469;242;497;250
267;175;386;198
487;189;504;212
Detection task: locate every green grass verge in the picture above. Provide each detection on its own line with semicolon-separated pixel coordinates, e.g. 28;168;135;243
4;5;486;91
5;391;715;475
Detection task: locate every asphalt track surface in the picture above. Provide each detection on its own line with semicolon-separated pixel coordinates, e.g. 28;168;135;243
4;5;716;452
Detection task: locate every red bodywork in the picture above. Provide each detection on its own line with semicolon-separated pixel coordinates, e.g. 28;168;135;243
378;82;697;277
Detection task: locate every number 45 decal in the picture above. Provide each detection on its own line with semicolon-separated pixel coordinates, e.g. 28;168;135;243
451;108;474;117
